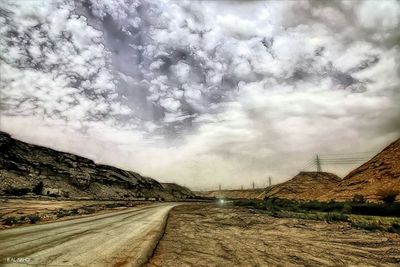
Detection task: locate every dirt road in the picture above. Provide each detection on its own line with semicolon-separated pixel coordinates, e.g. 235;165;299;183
0;203;178;266
149;204;400;267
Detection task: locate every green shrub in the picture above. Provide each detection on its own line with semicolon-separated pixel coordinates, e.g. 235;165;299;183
56;209;66;218
351;202;400;217
234;198;400;218
3;217;17;225
325;213;349;223
351;221;384;231
352;194;366;203
388;223;400;234
377;189;399;204
28;215;40;224
70;209;79;215
342;203;352;214
83;207;95;214
4;187;30;196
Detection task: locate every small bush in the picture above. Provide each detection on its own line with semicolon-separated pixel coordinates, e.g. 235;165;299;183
3;217;17;226
28;215;40;224
377;189;399;204
388;223;400;234
32;181;44;195
4;187;30;196
70;209;79;215
342;203;352;214
83;207;95;214
325;213;349;223
351;221;384;231
352;194;366;204
56;209;66;218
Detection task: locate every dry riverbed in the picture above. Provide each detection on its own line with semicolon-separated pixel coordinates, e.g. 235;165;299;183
148;203;400;267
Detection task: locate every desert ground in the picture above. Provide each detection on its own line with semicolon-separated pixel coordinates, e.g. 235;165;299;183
148;203;400;267
0;198;153;229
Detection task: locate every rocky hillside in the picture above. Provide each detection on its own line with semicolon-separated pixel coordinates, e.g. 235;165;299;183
197;189;265;200
320;138;400;202
0;131;188;200
262;172;342;200
161;183;196;199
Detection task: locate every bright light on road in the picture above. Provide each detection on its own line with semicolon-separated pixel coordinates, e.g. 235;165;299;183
219;199;225;204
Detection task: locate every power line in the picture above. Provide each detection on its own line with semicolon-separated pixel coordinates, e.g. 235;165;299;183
318;151;377;156
319;157;372;161
319;159;370;162
299;150;374;172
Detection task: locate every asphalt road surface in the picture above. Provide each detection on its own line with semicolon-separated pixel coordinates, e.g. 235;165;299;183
0;203;178;267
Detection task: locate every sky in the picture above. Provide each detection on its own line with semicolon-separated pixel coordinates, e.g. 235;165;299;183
0;0;399;190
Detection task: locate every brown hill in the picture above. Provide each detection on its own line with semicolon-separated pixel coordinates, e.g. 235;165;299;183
161;183;196;199
197;189;265;200
262;172;342;200
0;131;183;200
320;138;400;202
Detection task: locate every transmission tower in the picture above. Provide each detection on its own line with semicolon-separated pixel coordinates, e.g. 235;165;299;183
316;154;322;172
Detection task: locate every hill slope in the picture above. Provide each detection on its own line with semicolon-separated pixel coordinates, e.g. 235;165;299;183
263;172;342;200
320;138;400;201
0;131;185;200
161;183;196;199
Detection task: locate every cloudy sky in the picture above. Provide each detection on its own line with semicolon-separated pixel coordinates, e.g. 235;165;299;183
0;0;399;190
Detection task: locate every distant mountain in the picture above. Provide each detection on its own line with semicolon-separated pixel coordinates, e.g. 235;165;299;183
262;172;342;201
320;138;400;202
0;131;191;200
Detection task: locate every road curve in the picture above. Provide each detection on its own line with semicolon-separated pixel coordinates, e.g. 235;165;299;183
0;203;179;267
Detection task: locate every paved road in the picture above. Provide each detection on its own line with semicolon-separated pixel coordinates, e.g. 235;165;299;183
0;203;178;267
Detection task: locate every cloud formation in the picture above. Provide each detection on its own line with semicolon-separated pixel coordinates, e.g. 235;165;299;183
1;0;399;190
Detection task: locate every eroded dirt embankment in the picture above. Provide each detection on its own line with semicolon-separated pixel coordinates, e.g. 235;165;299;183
148;204;400;267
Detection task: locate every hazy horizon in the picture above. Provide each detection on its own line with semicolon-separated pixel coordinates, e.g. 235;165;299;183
1;0;399;190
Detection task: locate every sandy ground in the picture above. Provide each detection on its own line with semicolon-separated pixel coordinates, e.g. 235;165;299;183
148;204;400;267
0;198;150;229
0;203;179;267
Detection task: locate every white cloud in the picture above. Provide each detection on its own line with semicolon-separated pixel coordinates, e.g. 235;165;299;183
1;0;399;190
357;0;400;30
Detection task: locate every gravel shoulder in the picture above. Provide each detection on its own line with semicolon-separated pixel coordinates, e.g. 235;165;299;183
148;203;400;267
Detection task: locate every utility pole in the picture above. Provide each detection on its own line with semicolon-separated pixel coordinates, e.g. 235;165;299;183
252;181;255;189
219;184;221;191
316;154;322;172
241;185;243;190
268;176;272;186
